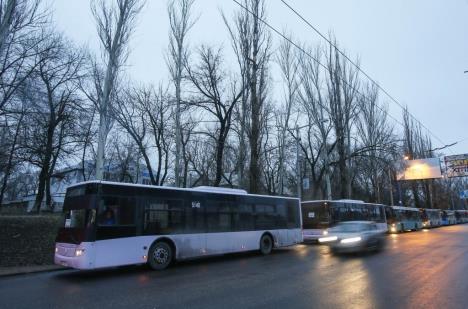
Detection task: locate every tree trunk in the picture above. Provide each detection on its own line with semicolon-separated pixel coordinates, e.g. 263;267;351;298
214;125;227;187
33;125;54;212
0;115;22;206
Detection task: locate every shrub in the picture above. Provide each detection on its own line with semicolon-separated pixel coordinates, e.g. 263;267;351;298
0;215;63;267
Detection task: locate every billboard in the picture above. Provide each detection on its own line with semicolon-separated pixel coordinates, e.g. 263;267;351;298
397;158;442;180
444;154;468;178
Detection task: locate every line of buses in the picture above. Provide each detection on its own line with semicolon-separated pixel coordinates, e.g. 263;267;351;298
301;200;468;242
54;181;468;271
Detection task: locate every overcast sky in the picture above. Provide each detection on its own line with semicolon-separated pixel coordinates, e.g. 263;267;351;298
53;0;468;155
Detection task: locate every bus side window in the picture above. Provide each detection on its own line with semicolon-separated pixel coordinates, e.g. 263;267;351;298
98;196;135;226
235;203;254;231
284;201;298;229
275;202;288;229
255;204;276;230
206;200;234;232
143;199;184;235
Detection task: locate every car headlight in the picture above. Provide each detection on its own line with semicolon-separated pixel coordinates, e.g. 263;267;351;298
322;230;328;235
75;249;85;257
340;237;362;244
55;247;58;253
318;236;338;243
391;223;396;227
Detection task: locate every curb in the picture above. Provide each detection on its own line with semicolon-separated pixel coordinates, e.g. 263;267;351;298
0;265;68;278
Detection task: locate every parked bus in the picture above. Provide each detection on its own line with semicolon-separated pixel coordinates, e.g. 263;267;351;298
455;210;468;224
420;208;442;228
301;200;387;242
441;210;457;225
55;181;302;270
385;206;422;233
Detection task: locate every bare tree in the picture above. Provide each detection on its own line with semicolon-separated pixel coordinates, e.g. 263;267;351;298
0;0;46;114
222;5;251;189
185;45;243;186
113;84;173;186
276;33;298;195
226;0;271;193
355;83;396;203
17;33;85;211
167;0;196;187
325;40;360;198
297;45;333;199
91;0;144;180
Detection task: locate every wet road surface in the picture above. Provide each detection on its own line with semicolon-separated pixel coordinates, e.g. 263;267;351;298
1;224;467;309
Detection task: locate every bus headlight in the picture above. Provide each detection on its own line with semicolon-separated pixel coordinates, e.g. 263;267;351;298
75;249;85;257
340;237;361;244
55;246;58;253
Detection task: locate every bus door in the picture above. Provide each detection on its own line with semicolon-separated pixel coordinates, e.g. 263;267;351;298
94;195;139;268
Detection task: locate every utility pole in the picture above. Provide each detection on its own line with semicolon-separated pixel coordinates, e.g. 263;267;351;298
295;125;301;199
388;168;394;206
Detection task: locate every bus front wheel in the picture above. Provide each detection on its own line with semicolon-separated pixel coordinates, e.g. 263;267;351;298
148;242;173;270
259;234;273;255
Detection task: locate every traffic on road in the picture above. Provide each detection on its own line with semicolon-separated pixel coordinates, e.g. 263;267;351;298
53;181;468;271
2;223;468;309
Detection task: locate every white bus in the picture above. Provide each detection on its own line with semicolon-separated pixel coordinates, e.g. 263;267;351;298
384;206;422;233
55;181;302;270
301;200;387;242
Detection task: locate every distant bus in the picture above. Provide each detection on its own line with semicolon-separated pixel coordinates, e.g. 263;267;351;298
385;206;422;233
455;210;468;224
301;200;387;242
55;181;302;270
420;208;442;228
441;210;457;225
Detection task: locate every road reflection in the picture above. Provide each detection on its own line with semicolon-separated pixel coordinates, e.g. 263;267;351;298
301;246;379;309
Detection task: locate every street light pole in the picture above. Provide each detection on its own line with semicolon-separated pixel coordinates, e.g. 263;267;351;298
296;125;301;199
388;168;394;206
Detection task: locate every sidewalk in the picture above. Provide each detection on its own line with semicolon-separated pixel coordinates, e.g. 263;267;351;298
0;265;67;277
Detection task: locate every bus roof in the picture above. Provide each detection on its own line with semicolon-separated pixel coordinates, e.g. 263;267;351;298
390;206;420;212
67;180;299;201
301;200;383;206
301;200;330;204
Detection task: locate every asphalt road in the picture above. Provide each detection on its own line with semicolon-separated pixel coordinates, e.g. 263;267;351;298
1;224;468;309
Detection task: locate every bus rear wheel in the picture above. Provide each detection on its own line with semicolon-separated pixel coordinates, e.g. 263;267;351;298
148;242;173;270
259;234;273;255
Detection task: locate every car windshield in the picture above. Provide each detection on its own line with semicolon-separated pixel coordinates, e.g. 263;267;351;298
329;223;370;233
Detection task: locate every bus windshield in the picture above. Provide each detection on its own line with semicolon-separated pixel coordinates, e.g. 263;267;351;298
62;193;97;229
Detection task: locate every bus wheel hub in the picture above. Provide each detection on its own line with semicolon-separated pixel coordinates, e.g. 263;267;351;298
154;248;168;263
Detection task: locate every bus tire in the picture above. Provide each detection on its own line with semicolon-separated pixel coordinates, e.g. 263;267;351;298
259;234;273;255
148;241;173;270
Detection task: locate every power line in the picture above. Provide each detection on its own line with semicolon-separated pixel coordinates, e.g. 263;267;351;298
230;0;404;129
279;0;453;153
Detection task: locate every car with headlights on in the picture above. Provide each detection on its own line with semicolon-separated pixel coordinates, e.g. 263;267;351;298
318;221;386;254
